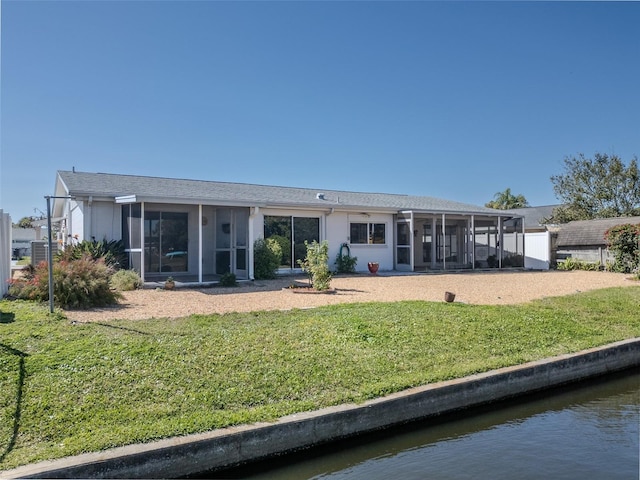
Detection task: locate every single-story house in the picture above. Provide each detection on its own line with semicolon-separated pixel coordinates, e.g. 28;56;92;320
51;170;525;284
555;216;640;265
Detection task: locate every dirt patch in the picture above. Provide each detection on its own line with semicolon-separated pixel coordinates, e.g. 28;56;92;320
63;270;637;322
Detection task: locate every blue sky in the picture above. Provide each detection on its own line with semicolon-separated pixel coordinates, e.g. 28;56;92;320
1;1;638;221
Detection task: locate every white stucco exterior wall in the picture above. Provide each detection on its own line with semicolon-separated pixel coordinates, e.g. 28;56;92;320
251;209;395;274
345;213;394;272
89;201;121;242
69;200;85;242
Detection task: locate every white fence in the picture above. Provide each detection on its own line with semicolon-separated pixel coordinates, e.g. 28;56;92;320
524;231;551;270
0;209;12;297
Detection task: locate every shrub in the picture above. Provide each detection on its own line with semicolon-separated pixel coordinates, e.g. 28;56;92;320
334;243;357;273
253;238;282;279
557;258;601;271
8;255;121;309
57;239;127;269
269;235;290;266
110;269;142;291
219;272;238;287
604;223;640;274
502;254;524;268
7;264;43;301
298;240;332;291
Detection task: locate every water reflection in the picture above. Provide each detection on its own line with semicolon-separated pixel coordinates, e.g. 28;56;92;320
215;372;638;480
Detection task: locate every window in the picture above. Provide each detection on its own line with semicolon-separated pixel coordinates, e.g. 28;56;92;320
350;223;386;244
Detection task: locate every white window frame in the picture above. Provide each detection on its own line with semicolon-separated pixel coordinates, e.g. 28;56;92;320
350;222;386;245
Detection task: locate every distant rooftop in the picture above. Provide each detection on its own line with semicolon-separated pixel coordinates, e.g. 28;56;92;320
556;216;640;247
509;205;560;230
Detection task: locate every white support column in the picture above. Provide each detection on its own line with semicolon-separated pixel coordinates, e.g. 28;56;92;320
521;216;526;268
198;204;203;284
248;206;257;280
471;215;475;270
140;202;145;282
409;211;415;272
0;210;11;297
442;213;446;271
498;216;503;269
66;201;72;247
465;217;470;267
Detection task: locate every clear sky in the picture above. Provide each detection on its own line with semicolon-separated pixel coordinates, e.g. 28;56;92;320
1;1;638;221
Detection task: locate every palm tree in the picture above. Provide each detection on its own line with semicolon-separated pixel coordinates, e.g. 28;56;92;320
485;188;529;210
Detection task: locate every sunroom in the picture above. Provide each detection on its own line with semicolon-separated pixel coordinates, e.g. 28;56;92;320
395;211;525;271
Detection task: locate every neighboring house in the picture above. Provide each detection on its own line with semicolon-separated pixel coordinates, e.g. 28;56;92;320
11;226;42;259
51;170;525;284
555;216;640;265
509;205;558;232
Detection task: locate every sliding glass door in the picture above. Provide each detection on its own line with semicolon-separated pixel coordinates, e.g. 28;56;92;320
264;215;320;270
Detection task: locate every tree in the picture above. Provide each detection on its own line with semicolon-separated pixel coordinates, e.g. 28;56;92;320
485;188;529;209
546;153;640;223
14;216;36;228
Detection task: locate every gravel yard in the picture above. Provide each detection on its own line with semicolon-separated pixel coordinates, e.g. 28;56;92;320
63;270;637;322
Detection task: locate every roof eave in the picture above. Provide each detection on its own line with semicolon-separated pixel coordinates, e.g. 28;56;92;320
399;209;523;218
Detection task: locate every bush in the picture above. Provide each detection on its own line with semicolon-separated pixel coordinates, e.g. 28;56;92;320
334;243;357;273
110;269;142;291
58;239;127;270
557;258;602;271
605;223;640;274
219;272;238;287
253;238;282;279
268;235;290;267
7;264;42;301
502;254;524;268
298;240;332;291
8;255;121;309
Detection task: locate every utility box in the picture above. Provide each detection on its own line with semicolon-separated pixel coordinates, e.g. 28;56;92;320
31;241;57;266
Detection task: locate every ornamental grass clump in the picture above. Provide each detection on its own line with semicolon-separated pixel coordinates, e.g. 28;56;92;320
8;254;121;309
110;269;142;291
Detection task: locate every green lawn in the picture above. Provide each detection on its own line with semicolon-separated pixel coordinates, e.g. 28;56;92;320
1;286;639;470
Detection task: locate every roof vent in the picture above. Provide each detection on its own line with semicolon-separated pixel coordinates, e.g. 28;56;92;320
316;193;325;200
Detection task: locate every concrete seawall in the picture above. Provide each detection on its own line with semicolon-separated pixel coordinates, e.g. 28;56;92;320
4;338;639;479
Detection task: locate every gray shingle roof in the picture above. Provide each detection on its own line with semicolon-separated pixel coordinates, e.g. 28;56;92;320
509;205;560;230
556;216;640;247
57;170;510;216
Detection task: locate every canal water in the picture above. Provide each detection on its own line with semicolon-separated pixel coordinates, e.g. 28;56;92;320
212;371;639;480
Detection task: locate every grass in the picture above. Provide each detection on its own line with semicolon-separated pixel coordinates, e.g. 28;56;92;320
15;257;30;266
1;285;639;470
